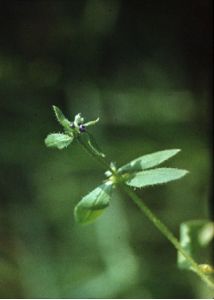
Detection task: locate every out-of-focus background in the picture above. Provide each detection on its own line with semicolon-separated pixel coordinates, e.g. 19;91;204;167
0;0;213;298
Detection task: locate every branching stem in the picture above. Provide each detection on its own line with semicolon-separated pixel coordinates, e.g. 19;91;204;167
78;136;214;289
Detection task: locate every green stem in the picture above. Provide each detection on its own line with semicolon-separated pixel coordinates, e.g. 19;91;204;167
120;183;214;289
78;135;214;289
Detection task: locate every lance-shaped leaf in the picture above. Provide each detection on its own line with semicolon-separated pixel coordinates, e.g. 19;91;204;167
126;167;188;188
84;117;99;127
178;220;214;272
74;182;113;224
87;132;105;158
45;133;73;150
53;105;71;129
79;132;105;158
118;149;181;173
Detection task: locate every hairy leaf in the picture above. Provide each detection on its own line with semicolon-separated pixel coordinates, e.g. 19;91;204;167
53;105;71;129
74;182;113;224
126;167;188;188
119;149;181;173
178;220;214;271
45;133;73;149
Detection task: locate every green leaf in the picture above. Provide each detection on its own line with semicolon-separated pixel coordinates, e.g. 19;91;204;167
79;132;105;158
84;117;99;127
178;220;214;271
45;133;73;149
126;167;188;188
53;105;71;129
74;182;113;224
119;149;181;173
87;132;105;158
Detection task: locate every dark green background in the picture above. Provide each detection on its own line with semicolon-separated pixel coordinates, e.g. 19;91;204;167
0;0;213;298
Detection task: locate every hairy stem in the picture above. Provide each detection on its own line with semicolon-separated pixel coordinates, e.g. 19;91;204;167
120;183;214;289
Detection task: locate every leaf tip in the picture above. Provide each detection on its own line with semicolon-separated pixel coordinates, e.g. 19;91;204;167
172;148;181;155
52;105;59;117
52;104;57;112
176;169;189;180
183;169;189;175
174;168;189;178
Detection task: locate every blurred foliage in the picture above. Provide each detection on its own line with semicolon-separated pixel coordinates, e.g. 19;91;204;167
0;0;213;298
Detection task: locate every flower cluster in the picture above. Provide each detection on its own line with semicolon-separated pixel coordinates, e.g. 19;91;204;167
44;105;100;151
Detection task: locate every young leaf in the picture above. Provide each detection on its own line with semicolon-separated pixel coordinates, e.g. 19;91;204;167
45;133;73;150
126;167;188;188
118;149;181;173
178;220;214;271
87;132;105;157
79;132;105;158
53;105;71;129
74;182;113;224
84;117;99;127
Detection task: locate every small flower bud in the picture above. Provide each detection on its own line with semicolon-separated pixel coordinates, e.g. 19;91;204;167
79;124;86;132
